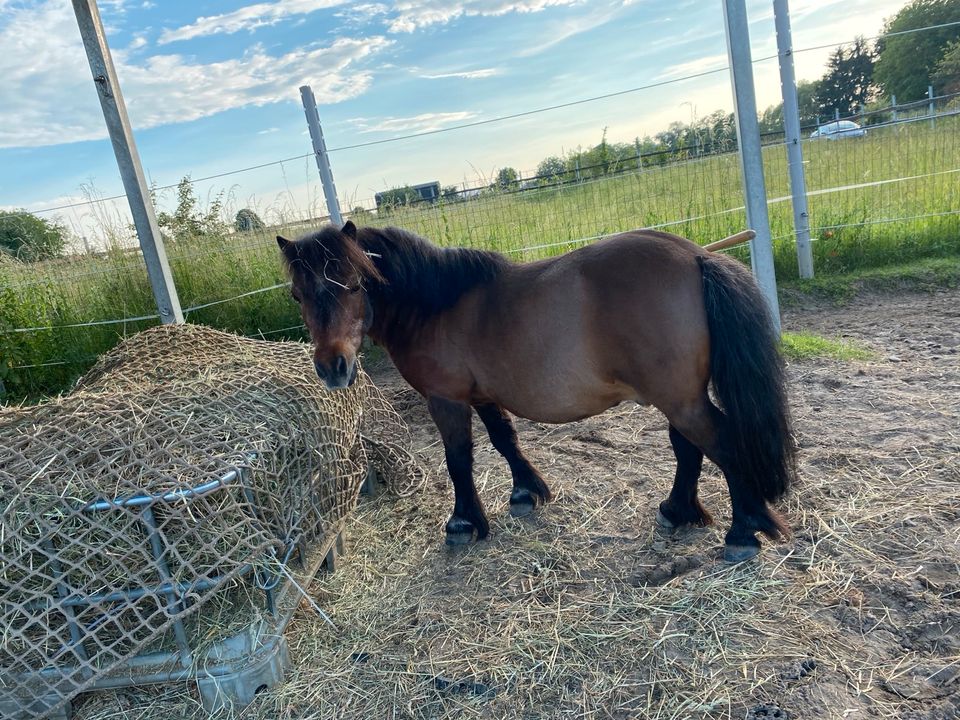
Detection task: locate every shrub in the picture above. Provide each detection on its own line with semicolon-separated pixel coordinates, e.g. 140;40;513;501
0;211;67;262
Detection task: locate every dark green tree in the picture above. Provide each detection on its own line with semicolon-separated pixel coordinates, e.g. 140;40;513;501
758;79;823;133
932;39;960;93
495;167;519;190
797;80;824;126
234;208;265;232
0;210;67;261
816;38;876;118
536;156;567;182
874;0;960;101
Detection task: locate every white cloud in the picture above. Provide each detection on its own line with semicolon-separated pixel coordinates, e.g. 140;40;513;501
335;3;390;25
516;3;622;57
386;0;580;33
159;0;348;44
159;0;581;41
0;2;392;149
258;127;281;134
419;68;500;79
660;53;728;80
350;111;479;134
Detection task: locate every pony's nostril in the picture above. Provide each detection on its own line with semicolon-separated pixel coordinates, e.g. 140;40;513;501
314;359;326;379
335;355;348;377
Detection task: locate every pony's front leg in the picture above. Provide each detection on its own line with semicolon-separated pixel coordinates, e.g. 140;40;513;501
427;396;490;544
474;403;552;517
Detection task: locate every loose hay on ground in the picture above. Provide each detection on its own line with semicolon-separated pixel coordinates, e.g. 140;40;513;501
72;291;960;719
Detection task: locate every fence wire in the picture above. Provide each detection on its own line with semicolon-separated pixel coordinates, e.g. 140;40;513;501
3;53;960;402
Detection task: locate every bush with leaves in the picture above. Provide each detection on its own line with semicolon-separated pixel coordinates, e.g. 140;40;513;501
495;167;519;191
155;176;228;241
933;40;960;94
0;210;67;262
234;208;265;232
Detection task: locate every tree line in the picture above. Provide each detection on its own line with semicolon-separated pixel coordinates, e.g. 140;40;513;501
4;0;958;256
389;0;960;205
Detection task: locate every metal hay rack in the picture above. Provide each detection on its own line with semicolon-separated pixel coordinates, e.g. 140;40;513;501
0;324;414;718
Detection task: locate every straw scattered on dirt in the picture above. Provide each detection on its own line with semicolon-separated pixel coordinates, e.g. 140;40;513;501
74;288;960;720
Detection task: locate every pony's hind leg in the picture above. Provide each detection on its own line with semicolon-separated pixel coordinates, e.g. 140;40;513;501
428;396;490;544
474;403;552;517
667;397;787;562
657;425;713;530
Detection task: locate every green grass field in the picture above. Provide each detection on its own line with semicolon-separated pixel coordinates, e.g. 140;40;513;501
2;116;958;402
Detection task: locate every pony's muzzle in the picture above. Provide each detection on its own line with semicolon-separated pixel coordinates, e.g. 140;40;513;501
315;354;357;390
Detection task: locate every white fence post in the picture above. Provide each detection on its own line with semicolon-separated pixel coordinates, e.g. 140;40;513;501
722;0;782;333
892;95;898;122
774;0;813;279
300;85;343;227
928;85;935;126
72;0;182;324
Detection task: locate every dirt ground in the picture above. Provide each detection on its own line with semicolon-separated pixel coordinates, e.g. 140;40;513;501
76;288;959;720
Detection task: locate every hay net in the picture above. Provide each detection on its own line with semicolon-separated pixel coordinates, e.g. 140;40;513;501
0;324;415;716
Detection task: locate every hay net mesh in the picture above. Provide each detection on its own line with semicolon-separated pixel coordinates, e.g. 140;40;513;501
0;324;419;715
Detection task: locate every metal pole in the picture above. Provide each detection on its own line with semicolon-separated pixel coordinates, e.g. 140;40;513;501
72;0;182;324
928;85;935;126
300;85;343;226
892;95;898;122
773;0;813;279
722;0;781;332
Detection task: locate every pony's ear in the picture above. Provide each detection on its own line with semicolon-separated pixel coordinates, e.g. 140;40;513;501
342;220;357;240
276;235;291;250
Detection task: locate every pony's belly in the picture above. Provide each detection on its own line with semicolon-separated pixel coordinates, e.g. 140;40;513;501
502;380;642;424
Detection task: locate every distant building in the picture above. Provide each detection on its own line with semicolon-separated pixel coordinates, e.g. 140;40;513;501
375;181;441;210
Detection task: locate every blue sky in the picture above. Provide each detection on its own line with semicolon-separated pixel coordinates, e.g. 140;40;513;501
0;0;905;245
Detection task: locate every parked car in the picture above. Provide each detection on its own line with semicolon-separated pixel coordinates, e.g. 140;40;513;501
810;120;866;140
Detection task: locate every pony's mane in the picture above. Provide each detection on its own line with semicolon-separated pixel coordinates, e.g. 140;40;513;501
280;224;383;288
358;226;510;317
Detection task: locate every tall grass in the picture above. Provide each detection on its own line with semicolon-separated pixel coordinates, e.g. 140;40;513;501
1;115;958;403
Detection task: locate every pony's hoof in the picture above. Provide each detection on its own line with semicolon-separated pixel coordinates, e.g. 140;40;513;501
724;544;760;563
509;501;534;518
656;509;677;530
445;516;483;544
445;530;474;546
509;488;538;517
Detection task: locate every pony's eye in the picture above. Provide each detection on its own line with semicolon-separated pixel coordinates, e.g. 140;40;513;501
349;285;361;294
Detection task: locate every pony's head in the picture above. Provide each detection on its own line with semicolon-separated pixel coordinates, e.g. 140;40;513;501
278;221;383;389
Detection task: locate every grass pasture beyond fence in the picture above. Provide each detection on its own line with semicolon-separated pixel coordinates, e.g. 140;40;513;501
1;114;958;403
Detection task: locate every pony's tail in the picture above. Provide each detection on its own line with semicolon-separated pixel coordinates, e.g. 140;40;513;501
698;254;796;503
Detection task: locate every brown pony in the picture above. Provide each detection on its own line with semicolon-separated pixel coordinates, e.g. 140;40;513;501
278;222;796;562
